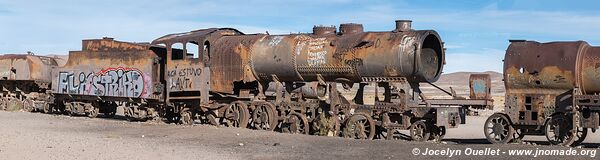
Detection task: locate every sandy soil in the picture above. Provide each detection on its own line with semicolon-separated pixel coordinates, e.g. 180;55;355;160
1;111;599;160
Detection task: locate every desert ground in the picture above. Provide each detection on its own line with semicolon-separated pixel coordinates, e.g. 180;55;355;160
0;110;599;160
2;71;598;160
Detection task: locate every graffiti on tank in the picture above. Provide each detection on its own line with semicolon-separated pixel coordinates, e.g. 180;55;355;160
472;79;487;94
57;67;149;98
168;67;202;90
303;38;328;66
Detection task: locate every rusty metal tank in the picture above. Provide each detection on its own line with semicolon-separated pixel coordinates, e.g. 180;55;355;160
504;40;600;94
0;54;58;85
52;38;163;99
249;20;445;84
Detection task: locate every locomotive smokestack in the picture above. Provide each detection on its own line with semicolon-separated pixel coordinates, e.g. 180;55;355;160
339;23;363;34
395;20;412;32
313;25;337;36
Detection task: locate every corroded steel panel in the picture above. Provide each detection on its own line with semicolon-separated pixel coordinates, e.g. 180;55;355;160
152;28;244;95
249;25;444;84
0;54;58;85
469;74;491;100
503;40;600;126
504;40;600;94
209;35;264;93
52;38;161;99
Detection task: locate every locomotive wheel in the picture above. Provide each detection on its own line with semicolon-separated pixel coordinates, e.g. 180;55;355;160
22;99;34;112
409;120;430;142
42;102;51;114
572;127;588;146
124;107;135;121
282;112;309;134
250;101;277;131
87;106;99;118
180;110;193;125
545;114;578;146
343;113;375;140
221;101;250;128
484;113;514;144
64;103;74;116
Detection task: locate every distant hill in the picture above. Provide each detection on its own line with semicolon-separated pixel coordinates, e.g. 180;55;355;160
421;71;504;97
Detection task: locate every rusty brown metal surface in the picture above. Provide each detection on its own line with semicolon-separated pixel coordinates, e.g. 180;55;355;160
151;28;245;102
210;34;265;93
469;74;491;100
503;40;600;126
249;20;445;84
52;38;162;99
0;54;58;85
504;40;600;94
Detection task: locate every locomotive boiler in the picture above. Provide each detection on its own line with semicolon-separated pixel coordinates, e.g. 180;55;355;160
250;20;444;84
485;40;600;146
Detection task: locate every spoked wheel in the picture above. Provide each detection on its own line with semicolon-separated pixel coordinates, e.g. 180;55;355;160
22;99;34;112
343;113;375;140
42;102;51;114
545;114;578;146
484;113;514;144
250;101;278;131
410;120;430;142
429;126;446;142
282;112;309;134
179;110;193;125
572;127;588;146
206;113;219;126
87;106;99;118
221;101;250;128
65;103;74;116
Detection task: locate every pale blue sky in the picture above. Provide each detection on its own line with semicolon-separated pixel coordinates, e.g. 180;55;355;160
1;0;600;73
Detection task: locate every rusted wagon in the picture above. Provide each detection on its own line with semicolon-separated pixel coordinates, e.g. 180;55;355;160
485;40;600;146
0;53;58;112
51;38;166;119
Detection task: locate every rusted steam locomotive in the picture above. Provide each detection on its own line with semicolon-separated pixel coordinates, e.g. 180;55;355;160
0;53;58;112
485;40;600;146
0;20;493;141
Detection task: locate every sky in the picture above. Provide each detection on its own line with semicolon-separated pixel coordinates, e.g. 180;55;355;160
1;0;600;73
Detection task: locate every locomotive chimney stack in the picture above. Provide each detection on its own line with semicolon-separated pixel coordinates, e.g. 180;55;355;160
339;23;364;35
395;20;412;32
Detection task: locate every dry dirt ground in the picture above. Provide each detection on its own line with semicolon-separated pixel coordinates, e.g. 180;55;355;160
1;111;600;160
